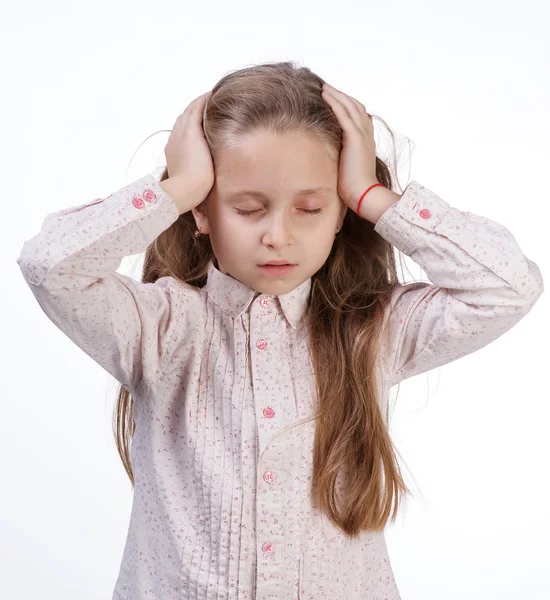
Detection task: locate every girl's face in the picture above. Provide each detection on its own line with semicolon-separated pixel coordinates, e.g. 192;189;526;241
192;130;348;295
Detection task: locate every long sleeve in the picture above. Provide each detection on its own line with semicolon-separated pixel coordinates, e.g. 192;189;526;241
373;181;544;388
16;169;204;393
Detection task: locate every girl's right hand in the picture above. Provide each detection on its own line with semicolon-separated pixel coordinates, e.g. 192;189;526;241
163;91;215;210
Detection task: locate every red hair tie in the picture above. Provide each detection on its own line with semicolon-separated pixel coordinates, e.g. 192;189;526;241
356;183;384;217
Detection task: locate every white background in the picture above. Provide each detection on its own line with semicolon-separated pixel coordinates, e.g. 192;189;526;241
2;0;549;598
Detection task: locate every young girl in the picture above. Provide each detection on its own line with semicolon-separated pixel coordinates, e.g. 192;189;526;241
16;61;543;600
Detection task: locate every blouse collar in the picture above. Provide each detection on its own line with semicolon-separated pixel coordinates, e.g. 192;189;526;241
204;261;312;329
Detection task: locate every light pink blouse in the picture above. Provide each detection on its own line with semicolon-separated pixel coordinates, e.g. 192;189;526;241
16;167;544;599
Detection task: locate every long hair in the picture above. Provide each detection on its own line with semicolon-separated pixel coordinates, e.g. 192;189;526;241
114;60;413;537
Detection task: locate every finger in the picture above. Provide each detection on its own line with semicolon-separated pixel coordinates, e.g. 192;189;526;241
173;96;207;134
323;84;364;126
179;92;210;120
353;104;373;134
324;84;372;128
349;97;373;125
345;93;370;116
322;89;358;132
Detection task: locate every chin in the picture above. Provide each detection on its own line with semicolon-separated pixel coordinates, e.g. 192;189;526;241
258;276;303;293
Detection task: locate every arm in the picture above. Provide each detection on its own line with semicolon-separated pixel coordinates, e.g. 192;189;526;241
16;168;204;393
371;181;544;388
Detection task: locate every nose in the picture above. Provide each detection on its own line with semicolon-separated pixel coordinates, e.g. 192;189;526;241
262;211;292;248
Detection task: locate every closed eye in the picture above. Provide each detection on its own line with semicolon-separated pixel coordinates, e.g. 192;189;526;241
235;208;323;216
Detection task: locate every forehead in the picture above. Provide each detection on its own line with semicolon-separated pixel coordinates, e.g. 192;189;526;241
214;130;338;194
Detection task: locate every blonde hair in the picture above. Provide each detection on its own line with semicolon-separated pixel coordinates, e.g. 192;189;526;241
115;60;414;538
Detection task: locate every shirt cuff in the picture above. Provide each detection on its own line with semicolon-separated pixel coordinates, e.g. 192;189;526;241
373;180;451;255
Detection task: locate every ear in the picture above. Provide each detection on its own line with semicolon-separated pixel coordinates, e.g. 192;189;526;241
338;201;349;230
191;199;210;235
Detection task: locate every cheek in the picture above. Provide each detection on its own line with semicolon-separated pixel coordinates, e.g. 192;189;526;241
307;216;338;238
211;216;253;253
209;207;239;234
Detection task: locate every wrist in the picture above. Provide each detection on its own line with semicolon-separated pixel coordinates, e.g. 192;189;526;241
159;177;208;215
356;184;401;224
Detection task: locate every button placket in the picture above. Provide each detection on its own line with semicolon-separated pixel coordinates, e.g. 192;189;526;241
256;296;272;350
254;295;281;573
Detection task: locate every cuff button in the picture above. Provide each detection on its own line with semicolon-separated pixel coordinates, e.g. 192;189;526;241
419;208;431;219
132;196;145;209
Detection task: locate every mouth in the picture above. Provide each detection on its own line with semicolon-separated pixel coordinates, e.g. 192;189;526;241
258;263;297;276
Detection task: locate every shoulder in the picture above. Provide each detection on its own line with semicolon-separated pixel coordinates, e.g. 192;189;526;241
154;275;206;312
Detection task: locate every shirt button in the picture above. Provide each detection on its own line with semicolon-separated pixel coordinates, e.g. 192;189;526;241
132;196;145;209
419;208;431;219
262;542;274;555
263;407;275;418
143;188;158;203
259;296;271;307
256;339;268;350
263;470;275;483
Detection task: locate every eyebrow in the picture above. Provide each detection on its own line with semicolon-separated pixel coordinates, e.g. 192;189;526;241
227;187;334;199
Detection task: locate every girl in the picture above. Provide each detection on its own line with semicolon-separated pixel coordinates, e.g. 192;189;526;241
16;61;543;600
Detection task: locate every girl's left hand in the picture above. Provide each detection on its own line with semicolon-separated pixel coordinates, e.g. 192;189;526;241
321;83;378;214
